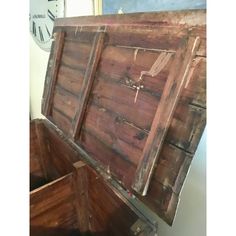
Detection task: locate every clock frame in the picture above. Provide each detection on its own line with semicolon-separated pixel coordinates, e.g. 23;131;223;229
29;0;65;51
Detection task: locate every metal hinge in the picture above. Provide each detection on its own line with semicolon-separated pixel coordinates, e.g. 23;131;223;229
130;219;158;236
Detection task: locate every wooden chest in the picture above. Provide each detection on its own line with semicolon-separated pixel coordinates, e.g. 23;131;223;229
30;9;206;236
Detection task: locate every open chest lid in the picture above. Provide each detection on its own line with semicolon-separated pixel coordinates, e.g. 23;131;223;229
42;10;206;225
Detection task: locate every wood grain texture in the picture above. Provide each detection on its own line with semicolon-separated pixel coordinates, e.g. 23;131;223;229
72;162;90;233
55;10;206;28
86;165;138;235
30;174;79;235
72;32;105;140
43;31;65;116
30;121;48;190
40;10;206;226
133;37;200;195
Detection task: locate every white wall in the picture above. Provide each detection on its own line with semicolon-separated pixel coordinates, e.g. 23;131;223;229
30;2;206;236
30;36;49;119
30;0;93;119
157;129;206;236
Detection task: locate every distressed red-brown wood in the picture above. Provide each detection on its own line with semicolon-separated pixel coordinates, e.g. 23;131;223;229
30;121;48;190
72;31;105;140
43;31;65;116
86;164;138;235
132;36;200;195
30;122;141;234
30;174;79;236
36;10;206;227
72;161;90;234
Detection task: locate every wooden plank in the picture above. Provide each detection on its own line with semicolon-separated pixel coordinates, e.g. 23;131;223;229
86;165;138;235
72;161;90;233
34;120;50;180
44;121;81;164
166;103;206;153
80;128;136;188
30;121;48;190
83;103;147;165
30;174;79;236
43;31;65;116
60;39;91;71
91;78;160;131
153;142;193;194
56;24;188;52
98;45;172;96
30;174;73;218
132;37;201;195
57;64;84;96
55;10;206;28
72;31;105;140
139;180;179;225
51;108;72;134
30;121;43;176
52;86;79;119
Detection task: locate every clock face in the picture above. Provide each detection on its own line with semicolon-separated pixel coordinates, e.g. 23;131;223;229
30;0;65;51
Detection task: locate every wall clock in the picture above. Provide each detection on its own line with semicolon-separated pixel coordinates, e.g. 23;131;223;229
29;0;65;51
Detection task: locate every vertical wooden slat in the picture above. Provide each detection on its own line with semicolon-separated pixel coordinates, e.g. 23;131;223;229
72;31;105;140
132;36;201;195
43;31;65;116
34;120;50;180
72;161;90;234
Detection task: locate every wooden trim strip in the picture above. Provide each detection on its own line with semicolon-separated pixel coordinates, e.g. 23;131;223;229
132;36;201;195
54;10;206;28
72;161;90;233
72;31;105;140
43;31;65;116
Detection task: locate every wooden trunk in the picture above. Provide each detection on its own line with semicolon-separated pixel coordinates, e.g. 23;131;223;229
30;9;206;236
30;120;140;235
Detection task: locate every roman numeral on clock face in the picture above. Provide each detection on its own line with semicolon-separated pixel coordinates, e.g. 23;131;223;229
39;26;44;42
45;25;51;37
33;21;36;36
48;9;55;22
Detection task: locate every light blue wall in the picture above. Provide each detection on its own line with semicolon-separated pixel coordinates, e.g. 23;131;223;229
103;0;206;14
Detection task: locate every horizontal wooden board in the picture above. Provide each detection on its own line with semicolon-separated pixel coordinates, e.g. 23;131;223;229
55;10;206;28
166;103;206;153
52;86;79;119
80;128;136;188
51;108;72;134
30;174;74;218
57;64;84;96
61;39;91;70
139;180;179;225
98;45;173;96
44;120;81;165
86;165;138;235
30;174;78;235
91;77;160;131
153;143;193;194
83;103;147;165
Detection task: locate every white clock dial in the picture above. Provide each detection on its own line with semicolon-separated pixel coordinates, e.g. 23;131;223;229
30;0;65;51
